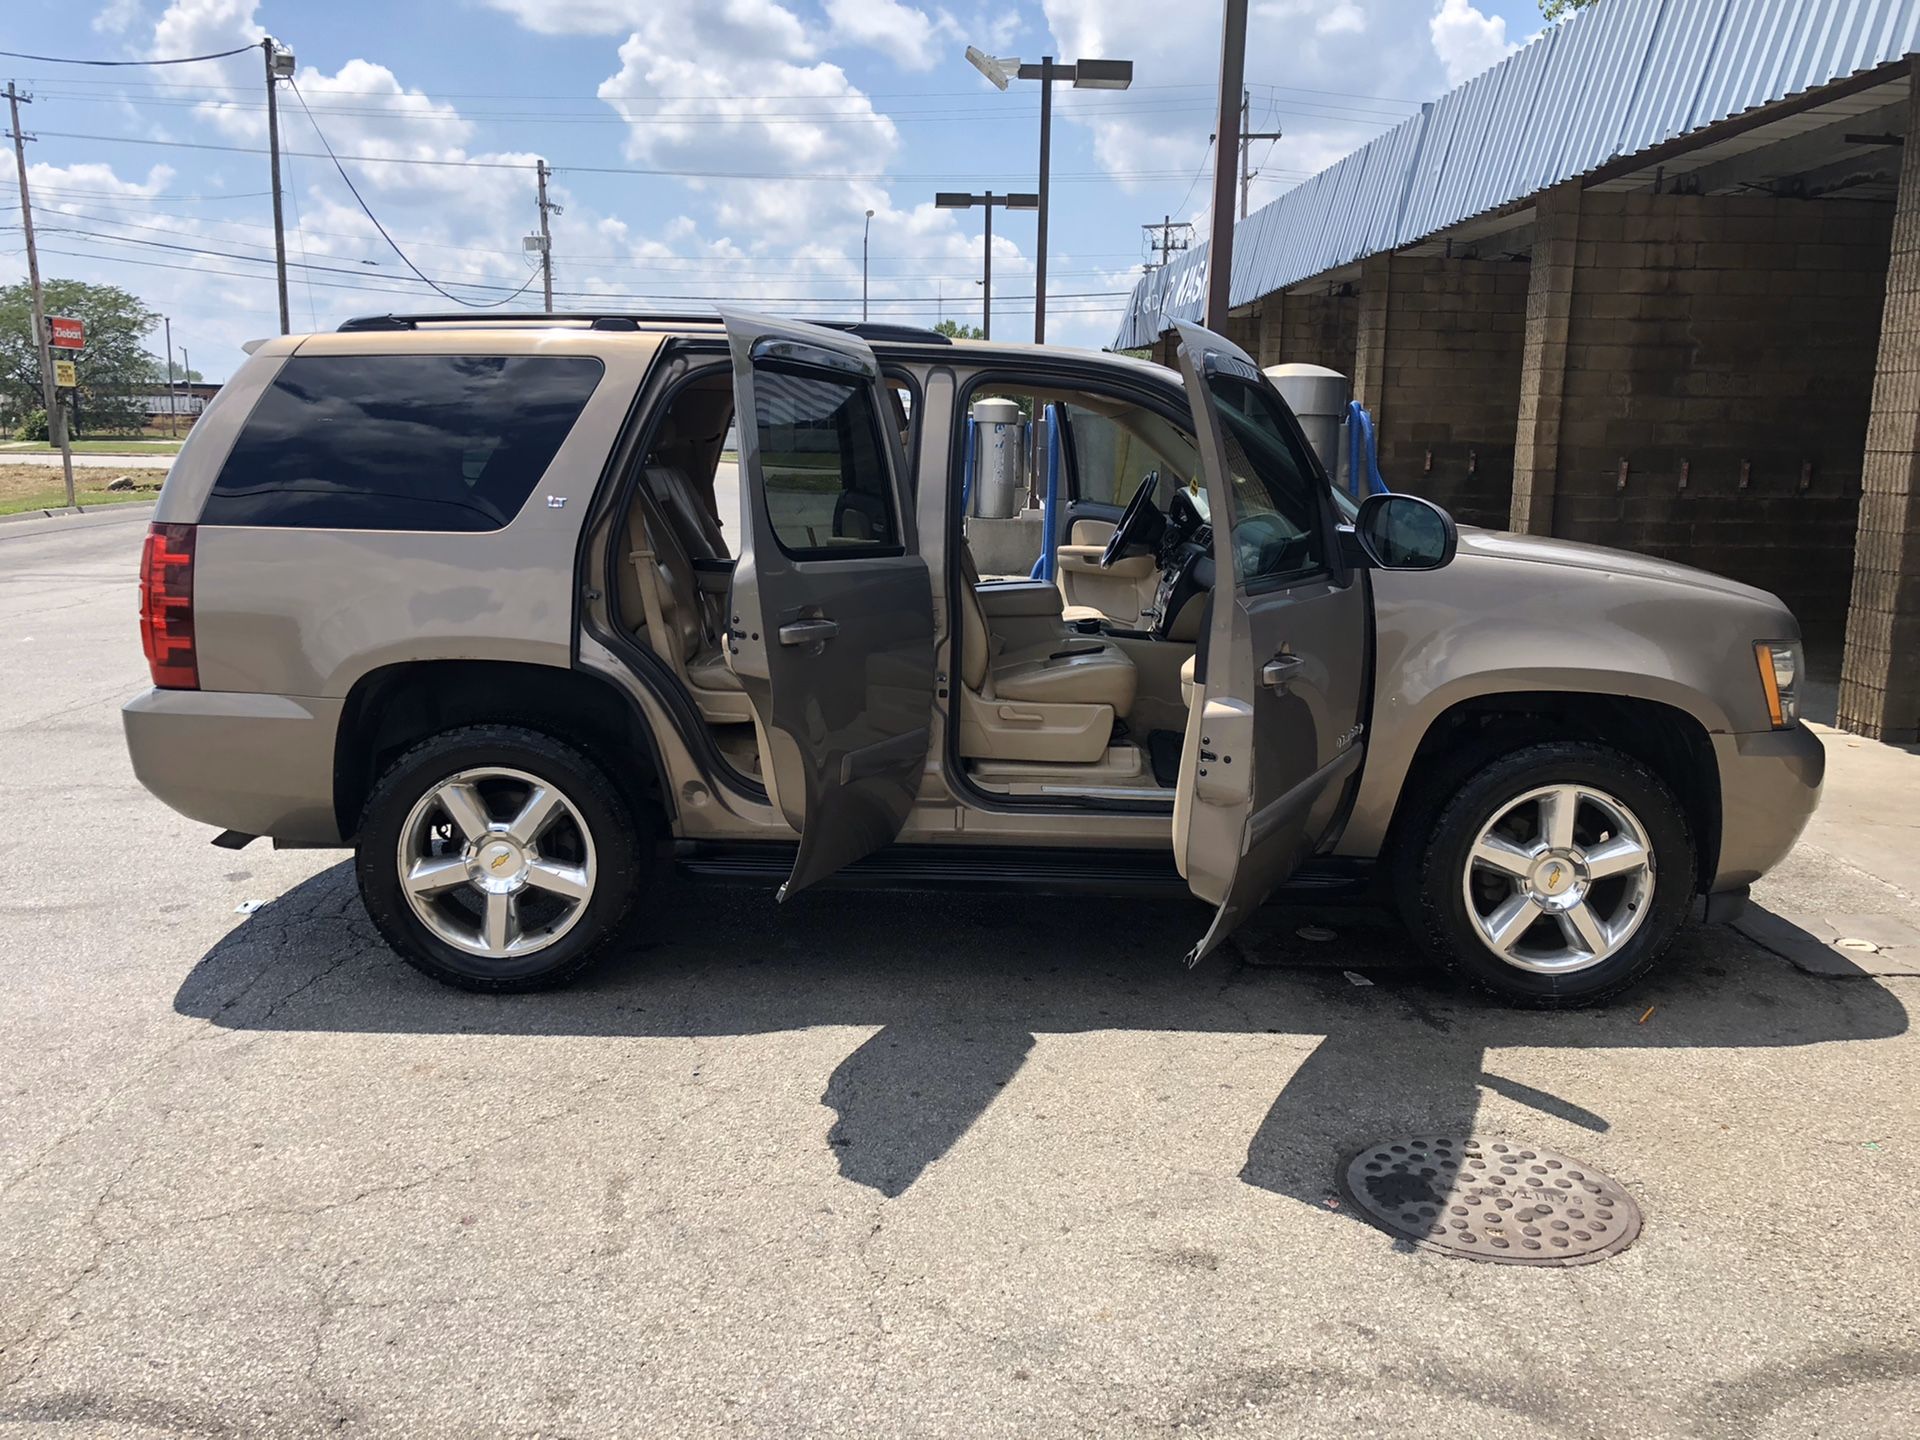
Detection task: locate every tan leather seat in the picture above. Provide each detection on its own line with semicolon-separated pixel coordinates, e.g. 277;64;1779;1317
625;475;752;723
955;541;1136;763
1180;653;1197;709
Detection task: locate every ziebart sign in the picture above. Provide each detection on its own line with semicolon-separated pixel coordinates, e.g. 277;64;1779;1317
47;316;85;350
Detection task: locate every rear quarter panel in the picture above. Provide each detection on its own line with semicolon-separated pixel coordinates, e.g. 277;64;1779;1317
171;331;663;696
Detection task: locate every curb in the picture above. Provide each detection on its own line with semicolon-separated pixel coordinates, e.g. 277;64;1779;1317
0;502;157;537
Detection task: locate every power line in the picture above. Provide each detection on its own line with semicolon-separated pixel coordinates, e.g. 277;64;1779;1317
18;229;1129;305
27;128;1211;182
283;76;538;309
0;43;259;67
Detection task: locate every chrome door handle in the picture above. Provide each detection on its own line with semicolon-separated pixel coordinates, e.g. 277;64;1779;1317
1261;653;1303;689
778;618;840;646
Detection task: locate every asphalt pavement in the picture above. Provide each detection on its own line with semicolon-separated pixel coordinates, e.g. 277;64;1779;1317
3;513;1918;1438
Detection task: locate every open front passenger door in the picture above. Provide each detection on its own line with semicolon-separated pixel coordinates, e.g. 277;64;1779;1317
719;310;936;899
1171;320;1370;965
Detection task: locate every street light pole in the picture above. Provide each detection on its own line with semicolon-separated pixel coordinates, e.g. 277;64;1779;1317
983;197;993;340
862;208;875;321
934;189;1038;343
967;48;1133;346
1034;57;1053;342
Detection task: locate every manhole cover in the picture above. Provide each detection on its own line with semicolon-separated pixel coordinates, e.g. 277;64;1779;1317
1340;1136;1641;1266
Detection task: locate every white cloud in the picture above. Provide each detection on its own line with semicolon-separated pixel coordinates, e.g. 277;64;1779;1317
150;0;261;56
484;0;813;53
1429;0;1518;87
1318;2;1366;36
824;0;955;70
1042;0;1447;216
92;0;146;35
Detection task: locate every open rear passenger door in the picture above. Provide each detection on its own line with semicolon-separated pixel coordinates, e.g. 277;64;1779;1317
719;310;936;899
1171;320;1370;965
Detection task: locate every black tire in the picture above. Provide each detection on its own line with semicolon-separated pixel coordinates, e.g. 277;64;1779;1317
1405;741;1694;1008
355;724;653;992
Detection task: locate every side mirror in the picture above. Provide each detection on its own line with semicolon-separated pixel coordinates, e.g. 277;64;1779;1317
1352;492;1457;571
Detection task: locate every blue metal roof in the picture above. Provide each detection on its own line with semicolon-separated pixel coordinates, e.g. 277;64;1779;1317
1114;0;1920;349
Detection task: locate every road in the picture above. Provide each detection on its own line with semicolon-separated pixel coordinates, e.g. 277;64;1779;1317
3;512;1918;1437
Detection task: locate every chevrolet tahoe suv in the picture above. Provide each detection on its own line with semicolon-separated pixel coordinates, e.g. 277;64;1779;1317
123;311;1822;1006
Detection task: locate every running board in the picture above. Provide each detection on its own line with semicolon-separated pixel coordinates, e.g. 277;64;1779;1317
674;842;1376;902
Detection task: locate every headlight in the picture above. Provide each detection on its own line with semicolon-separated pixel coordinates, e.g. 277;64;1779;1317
1754;641;1801;728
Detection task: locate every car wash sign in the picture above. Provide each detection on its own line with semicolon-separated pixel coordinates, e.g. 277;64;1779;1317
47;316;85;350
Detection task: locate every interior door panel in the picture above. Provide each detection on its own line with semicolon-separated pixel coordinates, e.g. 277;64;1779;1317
1169;319;1369;966
718;309;936;900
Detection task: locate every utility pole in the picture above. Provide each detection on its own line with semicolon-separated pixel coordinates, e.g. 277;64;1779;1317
7;82;75;508
1142;214;1194;272
1205;0;1248;330
1239;89;1283;220
263;37;294;335
181;347;191;427
535;159;558;310
164;316;178;440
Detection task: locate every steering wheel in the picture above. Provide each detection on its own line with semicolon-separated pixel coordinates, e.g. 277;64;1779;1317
1101;471;1163;569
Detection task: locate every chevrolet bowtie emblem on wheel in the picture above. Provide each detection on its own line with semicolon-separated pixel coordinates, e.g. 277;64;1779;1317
490;854;511;870
1545;864;1565;888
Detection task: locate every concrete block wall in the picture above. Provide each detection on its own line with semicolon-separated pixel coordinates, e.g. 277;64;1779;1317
1840;66;1920;742
1539;191;1892;652
1355;254;1530;528
1266;290;1359;375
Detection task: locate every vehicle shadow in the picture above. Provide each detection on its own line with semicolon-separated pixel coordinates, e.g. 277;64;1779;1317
176;862;1911;1210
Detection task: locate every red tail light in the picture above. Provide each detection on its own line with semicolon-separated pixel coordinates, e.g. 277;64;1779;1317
139;522;198;689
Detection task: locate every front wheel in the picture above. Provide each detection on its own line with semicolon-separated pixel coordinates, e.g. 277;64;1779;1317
1407;741;1694;1008
355;724;651;992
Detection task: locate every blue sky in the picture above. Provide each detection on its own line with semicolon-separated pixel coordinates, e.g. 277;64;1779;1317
3;0;1546;376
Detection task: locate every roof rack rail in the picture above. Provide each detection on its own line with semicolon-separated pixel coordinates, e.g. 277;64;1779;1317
815;321;953;346
335;310;720;333
335;312;954;344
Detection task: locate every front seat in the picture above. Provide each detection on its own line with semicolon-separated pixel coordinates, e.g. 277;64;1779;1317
954;541;1136;764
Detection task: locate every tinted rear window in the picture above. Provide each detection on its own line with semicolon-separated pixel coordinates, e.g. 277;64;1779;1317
203;354;603;531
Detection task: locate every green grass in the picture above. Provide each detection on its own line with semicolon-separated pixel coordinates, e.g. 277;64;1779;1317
0;464;169;516
0;438;185;455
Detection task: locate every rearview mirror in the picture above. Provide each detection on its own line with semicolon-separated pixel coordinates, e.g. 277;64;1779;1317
1352;492;1457;571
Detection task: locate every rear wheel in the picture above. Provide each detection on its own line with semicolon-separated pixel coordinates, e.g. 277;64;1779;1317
1408;741;1694;1008
355;725;651;991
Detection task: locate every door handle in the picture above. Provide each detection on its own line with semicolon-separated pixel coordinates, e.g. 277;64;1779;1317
1261;653;1304;689
778;618;839;647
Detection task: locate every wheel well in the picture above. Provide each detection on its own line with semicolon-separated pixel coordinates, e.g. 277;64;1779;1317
1381;692;1721;892
333;660;669;843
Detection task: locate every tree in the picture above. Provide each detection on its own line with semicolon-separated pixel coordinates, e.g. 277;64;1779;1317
0;278;164;435
1540;0;1598;19
934;318;985;340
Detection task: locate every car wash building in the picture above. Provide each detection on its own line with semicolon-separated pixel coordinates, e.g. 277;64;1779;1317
1114;0;1920;742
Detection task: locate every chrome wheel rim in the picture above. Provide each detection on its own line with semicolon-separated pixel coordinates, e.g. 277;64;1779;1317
1461;783;1655;975
396;766;596;961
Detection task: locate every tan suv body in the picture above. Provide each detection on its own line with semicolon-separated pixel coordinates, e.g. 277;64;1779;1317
124;312;1822;1005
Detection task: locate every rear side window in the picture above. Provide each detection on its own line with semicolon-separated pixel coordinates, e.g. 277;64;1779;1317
751;366;899;556
203;354;603;531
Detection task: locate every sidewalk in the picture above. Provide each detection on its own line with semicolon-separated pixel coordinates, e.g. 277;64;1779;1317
0;450;177;471
1743;722;1920;978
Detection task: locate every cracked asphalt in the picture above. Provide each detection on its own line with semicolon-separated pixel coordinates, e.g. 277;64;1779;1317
5;509;1920;1438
